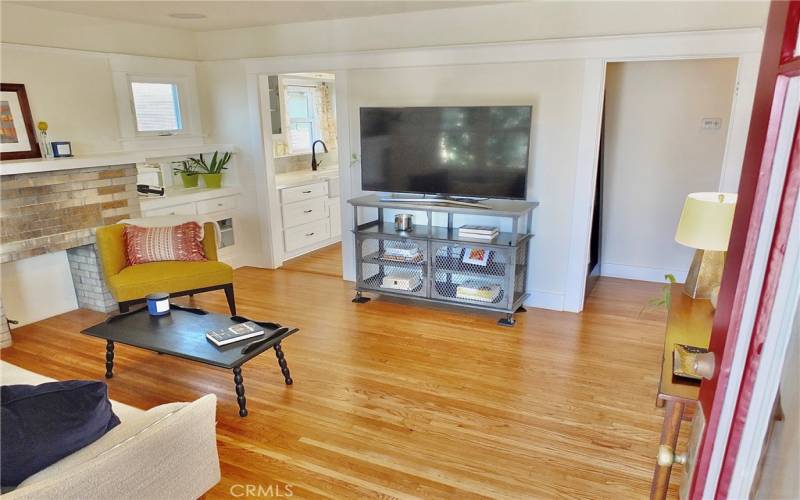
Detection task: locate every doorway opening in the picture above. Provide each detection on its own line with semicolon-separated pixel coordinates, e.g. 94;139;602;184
585;58;740;296
267;72;343;278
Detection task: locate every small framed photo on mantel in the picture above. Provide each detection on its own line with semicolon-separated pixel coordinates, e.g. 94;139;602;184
51;141;73;158
0;83;41;161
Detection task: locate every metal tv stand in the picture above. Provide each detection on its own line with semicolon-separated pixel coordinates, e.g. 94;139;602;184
348;194;539;326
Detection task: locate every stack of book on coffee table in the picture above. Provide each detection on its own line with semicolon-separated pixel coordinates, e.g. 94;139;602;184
458;225;499;241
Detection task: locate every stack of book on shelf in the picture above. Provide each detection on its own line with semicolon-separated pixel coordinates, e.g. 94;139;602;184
458;225;499;241
382;271;422;291
382;241;423;263
455;280;502;302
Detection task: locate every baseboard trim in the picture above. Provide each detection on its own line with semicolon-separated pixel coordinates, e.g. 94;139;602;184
524;289;566;311
600;262;688;283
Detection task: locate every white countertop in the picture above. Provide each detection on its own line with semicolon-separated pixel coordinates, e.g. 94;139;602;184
139;186;242;210
275;166;339;189
0;143;237;176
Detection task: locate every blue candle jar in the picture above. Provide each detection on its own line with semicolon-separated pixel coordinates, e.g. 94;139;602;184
146;292;170;316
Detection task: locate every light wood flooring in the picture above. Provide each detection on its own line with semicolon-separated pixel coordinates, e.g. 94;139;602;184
1;247;684;499
282;242;343;278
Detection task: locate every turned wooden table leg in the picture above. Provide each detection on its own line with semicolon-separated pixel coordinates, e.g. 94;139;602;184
105;340;114;379
274;343;293;385
650;400;685;500
233;367;247;417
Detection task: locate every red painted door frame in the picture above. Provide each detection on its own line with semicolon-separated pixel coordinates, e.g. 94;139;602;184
690;1;800;498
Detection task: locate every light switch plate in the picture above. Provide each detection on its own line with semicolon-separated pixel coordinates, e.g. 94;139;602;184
702;118;722;130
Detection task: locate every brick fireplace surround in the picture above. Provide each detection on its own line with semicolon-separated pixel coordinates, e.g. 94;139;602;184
1;164;141;316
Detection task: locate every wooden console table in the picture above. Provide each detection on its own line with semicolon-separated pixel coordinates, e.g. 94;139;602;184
650;284;714;500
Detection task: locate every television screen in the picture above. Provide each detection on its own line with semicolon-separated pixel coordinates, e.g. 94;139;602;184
360;106;531;199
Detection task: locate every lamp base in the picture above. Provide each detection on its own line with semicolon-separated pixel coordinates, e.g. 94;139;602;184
683;249;726;299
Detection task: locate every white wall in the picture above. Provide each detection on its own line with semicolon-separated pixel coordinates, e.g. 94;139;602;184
346;61;586;309
1;2;197;60
0;45;123;154
601;59;739;283
196;60;268;267
195;1;767;60
0;251;78;326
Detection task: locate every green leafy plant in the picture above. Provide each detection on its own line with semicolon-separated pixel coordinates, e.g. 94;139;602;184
171;160;200;176
188;151;233;174
650;273;678;309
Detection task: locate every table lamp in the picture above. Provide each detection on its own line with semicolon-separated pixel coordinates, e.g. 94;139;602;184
675;192;737;299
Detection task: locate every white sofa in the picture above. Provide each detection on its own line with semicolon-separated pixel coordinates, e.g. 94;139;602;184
0;361;221;499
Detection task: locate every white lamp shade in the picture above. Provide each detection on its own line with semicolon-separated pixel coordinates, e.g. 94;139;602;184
675;192;737;251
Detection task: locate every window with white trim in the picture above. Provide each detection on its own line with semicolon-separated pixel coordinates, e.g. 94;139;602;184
130;81;183;134
285;85;320;153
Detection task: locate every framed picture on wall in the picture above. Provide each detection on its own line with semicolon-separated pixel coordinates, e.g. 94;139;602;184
0;83;41;161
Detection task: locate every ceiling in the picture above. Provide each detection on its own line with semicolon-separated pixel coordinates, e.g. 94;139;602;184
15;1;496;32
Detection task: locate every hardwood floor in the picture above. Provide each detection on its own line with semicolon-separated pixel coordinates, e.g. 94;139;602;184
282;242;343;277
0;261;685;499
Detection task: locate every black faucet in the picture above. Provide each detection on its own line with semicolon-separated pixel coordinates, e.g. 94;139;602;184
311;140;328;171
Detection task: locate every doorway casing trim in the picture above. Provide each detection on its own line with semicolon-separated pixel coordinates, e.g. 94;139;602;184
242;28;763;311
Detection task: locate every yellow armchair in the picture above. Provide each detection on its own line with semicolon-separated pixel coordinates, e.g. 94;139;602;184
95;223;235;314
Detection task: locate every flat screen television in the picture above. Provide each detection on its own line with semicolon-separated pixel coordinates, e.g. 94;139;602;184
360;106;531;199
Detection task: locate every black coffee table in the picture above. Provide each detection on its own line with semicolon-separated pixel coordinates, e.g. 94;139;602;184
82;306;299;417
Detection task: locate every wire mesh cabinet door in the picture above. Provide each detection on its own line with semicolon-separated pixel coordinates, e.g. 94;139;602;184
430;241;515;310
356;234;428;297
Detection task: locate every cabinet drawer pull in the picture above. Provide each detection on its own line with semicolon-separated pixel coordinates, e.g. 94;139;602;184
304;209;313;213
305;232;315;237
217;203;223;207
302;190;312;194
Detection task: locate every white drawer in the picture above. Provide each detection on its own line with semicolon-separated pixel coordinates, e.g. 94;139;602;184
280;181;327;204
196;196;238;215
144;203;197;217
282;197;327;228
284;219;330;253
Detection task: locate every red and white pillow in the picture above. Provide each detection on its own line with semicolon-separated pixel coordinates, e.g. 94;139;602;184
124;222;207;265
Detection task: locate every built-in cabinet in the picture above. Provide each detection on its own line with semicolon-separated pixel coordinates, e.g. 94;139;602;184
278;176;341;258
139;188;242;266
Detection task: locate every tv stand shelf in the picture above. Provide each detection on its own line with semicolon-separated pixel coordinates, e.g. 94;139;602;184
348;194;539;326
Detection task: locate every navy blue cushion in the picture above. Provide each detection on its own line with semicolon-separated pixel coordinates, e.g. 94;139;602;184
1;380;120;487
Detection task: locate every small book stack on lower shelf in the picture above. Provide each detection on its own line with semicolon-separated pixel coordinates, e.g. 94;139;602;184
455;280;502;302
458;225;499;241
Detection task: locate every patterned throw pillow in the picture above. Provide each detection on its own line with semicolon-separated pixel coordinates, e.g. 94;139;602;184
124;222;207;265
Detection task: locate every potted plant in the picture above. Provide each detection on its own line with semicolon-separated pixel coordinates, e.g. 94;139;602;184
172;160;200;188
188;151;232;189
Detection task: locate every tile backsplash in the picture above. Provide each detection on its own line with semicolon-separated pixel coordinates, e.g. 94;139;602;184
274;150;337;174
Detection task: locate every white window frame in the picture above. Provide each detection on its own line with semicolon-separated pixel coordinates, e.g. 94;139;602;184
281;79;322;154
128;76;187;136
111;55;203;151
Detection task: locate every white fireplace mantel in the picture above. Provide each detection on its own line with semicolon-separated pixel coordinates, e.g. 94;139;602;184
1;153;145;176
0;144;237;176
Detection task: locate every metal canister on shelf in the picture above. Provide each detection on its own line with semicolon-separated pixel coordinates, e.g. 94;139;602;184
394;213;414;231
